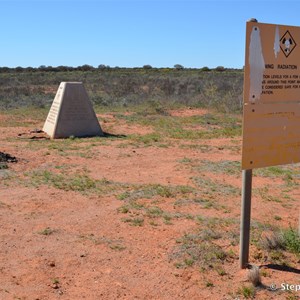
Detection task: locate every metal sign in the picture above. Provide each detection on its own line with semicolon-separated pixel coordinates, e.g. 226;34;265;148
242;21;300;169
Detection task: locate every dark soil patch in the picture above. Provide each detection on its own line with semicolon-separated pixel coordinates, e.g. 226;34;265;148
0;152;18;163
0;151;18;169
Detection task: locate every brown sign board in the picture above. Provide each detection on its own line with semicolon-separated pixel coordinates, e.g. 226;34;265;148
242;21;300;169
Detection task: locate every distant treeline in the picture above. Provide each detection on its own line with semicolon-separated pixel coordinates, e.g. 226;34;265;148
0;67;244;112
0;65;242;73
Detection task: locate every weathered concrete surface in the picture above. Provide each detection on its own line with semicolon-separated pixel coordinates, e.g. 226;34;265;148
43;82;103;138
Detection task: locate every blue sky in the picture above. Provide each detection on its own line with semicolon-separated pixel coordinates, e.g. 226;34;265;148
1;0;300;68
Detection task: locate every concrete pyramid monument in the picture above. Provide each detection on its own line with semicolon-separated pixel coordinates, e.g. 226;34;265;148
43;82;103;138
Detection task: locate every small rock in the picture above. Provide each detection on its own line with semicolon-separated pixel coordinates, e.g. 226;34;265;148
48;261;55;267
51;283;59;289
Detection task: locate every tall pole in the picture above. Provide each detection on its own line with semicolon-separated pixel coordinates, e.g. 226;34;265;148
239;169;253;269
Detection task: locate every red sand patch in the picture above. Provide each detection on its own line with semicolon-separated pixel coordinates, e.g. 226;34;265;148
169;108;208;117
0;109;299;300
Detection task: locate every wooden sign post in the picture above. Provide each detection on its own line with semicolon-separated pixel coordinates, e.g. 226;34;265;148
240;19;300;268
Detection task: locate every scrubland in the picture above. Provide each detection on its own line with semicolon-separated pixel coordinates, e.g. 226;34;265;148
0;68;299;299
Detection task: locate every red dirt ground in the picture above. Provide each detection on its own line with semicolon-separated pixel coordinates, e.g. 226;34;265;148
0;109;299;300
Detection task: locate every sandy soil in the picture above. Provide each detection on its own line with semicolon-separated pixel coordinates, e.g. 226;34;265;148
0;109;299;300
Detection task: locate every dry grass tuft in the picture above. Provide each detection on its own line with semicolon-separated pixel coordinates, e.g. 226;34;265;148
247;265;261;287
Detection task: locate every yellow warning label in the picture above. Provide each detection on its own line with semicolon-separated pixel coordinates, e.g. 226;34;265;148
242;21;300;169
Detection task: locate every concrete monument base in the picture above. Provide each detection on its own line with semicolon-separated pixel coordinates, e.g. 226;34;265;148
43;82;103;139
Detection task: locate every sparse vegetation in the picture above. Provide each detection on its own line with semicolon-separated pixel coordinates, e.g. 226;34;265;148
0;67;299;299
0;67;243;112
117;110;242;141
283;227;300;254
116;183;196;226
122;217;144;227
171;231;228;270
27;170;96;191
259;226;300;255
79;234;126;250
247;265;261;287
24;169;119;195
253;164;300;178
0;163;8;170
192;176;240;198
52;278;59;284
195;159;241;176
117;183;194;202
170;216;238;271
238;285;256;299
38;227;55;236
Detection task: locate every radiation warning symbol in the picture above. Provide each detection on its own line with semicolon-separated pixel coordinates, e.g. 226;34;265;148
280;30;297;57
